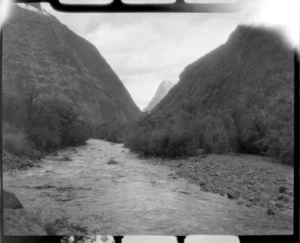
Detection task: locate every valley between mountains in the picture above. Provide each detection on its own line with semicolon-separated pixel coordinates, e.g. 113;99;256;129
2;3;294;236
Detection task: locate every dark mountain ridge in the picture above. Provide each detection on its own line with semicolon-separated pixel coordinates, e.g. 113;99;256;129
153;25;293;115
3;4;141;125
125;25;294;164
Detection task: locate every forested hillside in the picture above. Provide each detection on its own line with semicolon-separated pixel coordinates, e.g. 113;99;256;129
2;3;140;159
124;25;294;165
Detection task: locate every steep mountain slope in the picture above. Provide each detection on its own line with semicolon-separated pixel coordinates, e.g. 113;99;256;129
125;25;294;163
3;4;141;125
144;80;174;112
153;25;294;116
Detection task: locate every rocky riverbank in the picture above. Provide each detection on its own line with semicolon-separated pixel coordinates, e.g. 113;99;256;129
3;190;47;235
3;150;78;235
3;149;74;172
2;150;41;171
147;154;294;219
3;140;293;235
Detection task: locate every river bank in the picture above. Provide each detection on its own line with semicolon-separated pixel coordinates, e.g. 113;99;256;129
2;145;80;172
3;147;85;235
147;153;294;220
3;139;293;235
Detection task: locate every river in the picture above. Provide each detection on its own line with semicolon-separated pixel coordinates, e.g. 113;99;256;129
3;139;292;235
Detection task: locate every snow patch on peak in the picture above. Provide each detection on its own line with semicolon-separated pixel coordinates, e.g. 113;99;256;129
160;79;175;90
143;79;175;112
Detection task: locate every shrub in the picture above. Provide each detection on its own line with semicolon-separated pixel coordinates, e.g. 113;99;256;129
61;118;89;146
123;127;150;156
23;93;89;151
165;128;190;157
2;92;24;127
3;89;89;153
149;126;170;156
3;132;32;155
124;111;240;158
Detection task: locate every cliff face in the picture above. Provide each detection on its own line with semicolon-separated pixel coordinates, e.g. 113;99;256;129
144;80;174;112
3;4;141;125
152;25;294;117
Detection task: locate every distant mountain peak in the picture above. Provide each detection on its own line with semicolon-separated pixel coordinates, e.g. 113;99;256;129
160;79;174;89
152;25;293;116
144;80;175;112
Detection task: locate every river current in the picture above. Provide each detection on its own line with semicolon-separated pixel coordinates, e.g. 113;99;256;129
3;139;292;235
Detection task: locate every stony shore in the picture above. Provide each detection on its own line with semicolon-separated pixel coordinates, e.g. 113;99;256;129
147;153;294;219
2;150;41;171
3;150;77;235
3;146;293;234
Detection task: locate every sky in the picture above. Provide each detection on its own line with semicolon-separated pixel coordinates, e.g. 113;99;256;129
8;0;296;110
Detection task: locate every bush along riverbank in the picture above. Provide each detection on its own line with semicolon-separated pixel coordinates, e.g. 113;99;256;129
3;88;90;171
147;153;293;219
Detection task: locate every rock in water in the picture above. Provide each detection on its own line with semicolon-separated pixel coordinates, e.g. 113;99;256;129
267;208;275;215
279;186;288;193
3;191;23;209
61;156;72;162
237;201;244;205
227;191;240;200
108;158;118;165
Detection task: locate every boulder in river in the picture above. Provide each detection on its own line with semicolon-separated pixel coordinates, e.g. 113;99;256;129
237;200;244;205
50;156;72;162
61;156;72;162
3;191;23;209
279;186;288;193
275;202;284;208
267;208;275;215
227;191;240;200
108;158;118;165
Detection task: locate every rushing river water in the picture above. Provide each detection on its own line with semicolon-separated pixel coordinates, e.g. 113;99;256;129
3;139;292;235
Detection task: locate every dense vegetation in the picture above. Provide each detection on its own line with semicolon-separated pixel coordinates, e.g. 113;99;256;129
2;4;140;162
3;5;140;126
3;87;90;157
124;26;294;165
124;93;293;164
90;122;129;143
